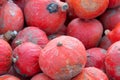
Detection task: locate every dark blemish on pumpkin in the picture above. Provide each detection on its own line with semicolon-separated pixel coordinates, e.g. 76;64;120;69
116;66;120;76
48;34;57;40
0;23;4;28
54;64;83;80
118;48;120;51
47;3;58;13
14;65;28;77
26;30;39;44
87;53;91;58
103;10;116;29
21;74;28;77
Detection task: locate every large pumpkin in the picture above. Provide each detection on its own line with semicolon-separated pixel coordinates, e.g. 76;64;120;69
39;36;87;80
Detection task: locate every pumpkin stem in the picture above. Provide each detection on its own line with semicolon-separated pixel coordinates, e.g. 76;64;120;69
0;30;17;41
57;42;63;46
61;3;69;12
105;29;110;36
12;55;18;63
47;3;58;13
15;40;22;46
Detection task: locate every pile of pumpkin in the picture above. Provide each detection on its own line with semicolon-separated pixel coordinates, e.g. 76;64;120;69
0;0;120;80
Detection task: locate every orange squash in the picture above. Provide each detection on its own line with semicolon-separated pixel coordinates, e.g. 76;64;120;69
67;0;109;19
39;36;87;80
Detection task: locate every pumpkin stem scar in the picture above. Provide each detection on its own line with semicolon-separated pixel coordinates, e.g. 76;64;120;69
57;42;63;46
47;3;58;13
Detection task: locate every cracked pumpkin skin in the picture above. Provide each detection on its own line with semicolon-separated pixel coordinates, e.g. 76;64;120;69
39;36;86;80
67;0;109;19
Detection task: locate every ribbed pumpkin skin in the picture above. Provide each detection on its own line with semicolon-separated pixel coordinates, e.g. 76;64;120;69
0;39;12;75
72;67;108;80
0;1;24;34
39;36;87;80
12;27;49;49
13;42;42;77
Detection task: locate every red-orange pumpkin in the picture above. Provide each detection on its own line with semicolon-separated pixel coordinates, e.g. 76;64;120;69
39;36;87;80
0;0;24;34
105;41;120;80
13;42;42;77
66;0;109;19
24;0;68;34
12;27;49;49
0;39;12;75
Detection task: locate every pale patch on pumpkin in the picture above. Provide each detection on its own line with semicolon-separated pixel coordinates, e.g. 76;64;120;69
54;64;83;80
9;10;15;16
81;0;99;12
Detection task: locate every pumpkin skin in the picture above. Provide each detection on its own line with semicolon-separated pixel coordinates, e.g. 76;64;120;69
72;67;108;80
99;7;120;30
31;73;53;80
12;27;49;49
105;41;120;80
0;39;12;75
0;0;24;34
48;25;67;40
24;0;68;34
13;0;28;10
13;42;42;77
66;0;109;19
108;0;120;8
85;48;106;71
0;0;7;5
39;36;87;80
99;35;112;50
0;74;20;80
67;18;103;49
